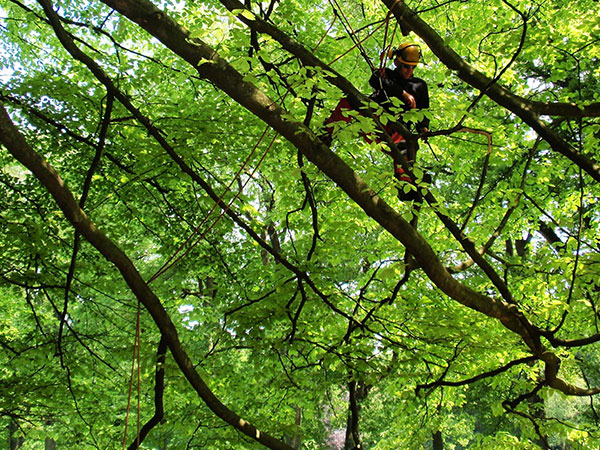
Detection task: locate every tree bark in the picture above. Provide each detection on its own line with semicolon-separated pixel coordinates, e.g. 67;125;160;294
432;430;443;450
9;420;23;450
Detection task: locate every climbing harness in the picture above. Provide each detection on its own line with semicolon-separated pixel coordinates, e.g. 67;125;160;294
323;97;406;145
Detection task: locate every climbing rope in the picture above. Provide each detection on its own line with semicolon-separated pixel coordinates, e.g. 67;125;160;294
327;19;387;66
312;15;337;52
147;125;272;284
148;129;279;284
379;4;399;70
328;0;376;70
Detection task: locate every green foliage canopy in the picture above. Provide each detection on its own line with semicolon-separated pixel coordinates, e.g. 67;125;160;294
0;0;599;448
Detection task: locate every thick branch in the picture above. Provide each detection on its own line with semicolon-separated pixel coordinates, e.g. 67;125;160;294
541;351;600;396
531;101;600;118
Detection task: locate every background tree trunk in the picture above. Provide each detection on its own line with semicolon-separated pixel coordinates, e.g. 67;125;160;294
9;420;23;450
45;437;57;450
432;430;444;450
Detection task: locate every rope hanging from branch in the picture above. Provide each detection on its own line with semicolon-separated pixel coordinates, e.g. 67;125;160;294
328;0;375;70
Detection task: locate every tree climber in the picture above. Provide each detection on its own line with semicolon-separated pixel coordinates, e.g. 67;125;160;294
321;42;431;201
369;42;430;201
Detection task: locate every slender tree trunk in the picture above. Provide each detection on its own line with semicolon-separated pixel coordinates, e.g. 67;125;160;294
284;406;302;449
45;437;57;450
343;381;369;450
432;430;443;450
160;435;168;450
9;420;23;450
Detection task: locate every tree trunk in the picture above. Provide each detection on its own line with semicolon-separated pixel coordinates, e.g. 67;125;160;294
343;381;369;450
45;437;57;450
9;420;23;450
432;430;443;450
284;406;302;449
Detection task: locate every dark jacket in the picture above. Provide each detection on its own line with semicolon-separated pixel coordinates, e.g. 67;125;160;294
369;67;430;132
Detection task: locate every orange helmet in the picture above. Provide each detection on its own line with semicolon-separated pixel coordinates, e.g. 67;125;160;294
392;43;421;66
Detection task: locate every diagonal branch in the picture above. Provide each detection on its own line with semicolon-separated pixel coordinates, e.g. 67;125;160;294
58;93;114;367
416;355;536;395
449;136;538;274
